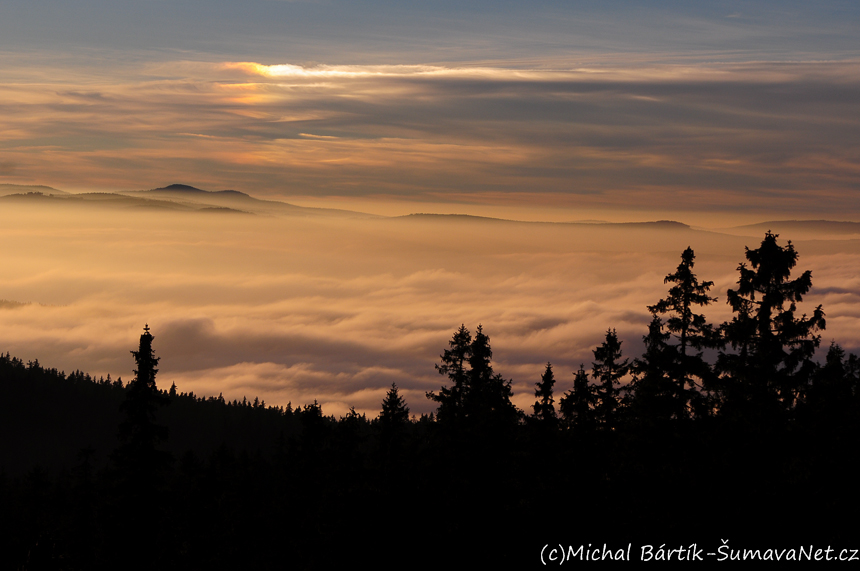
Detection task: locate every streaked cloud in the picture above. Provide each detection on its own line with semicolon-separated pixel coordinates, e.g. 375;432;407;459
223;62;460;78
2;1;857;64
2;57;859;219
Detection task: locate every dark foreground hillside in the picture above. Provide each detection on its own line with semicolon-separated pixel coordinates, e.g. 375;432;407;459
3;347;860;569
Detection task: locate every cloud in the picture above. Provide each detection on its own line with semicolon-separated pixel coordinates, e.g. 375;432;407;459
1;204;855;415
3;0;857;66
1;57;859;217
222;62;459;79
0;161;16;175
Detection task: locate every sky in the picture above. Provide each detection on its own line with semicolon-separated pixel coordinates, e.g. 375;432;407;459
1;1;858;216
1;1;859;415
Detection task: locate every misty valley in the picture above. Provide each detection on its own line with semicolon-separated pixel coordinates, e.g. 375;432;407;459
2;184;860;567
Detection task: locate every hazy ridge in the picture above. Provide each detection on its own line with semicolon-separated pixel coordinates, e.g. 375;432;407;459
6;183;860;235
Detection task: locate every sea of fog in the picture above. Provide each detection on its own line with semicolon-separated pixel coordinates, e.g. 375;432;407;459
1;190;858;416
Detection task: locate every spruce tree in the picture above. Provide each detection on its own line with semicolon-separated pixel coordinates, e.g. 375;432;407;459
797;342;860;433
427;324;472;423
379;383;410;430
591;329;629;430
466;325;518;426
427;324;518;428
629;315;684;422
116;324;169;470
648;247;717;416
532;362;557;424
111;325;172;568
717;232;825;416
559;364;597;431
378;383;410;465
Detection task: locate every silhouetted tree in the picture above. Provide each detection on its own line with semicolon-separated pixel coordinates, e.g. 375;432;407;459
559;364;597;431
298;400;328;451
378;383;410;468
379;383;410;433
110;324;173;568
648;247;717;416
717;232;825;416
801;343;859;424
427;324;518;429
532;363;557;426
427;324;472;423
464;325;519;428
592;329;629;430
629;315;683;422
115;324;170;471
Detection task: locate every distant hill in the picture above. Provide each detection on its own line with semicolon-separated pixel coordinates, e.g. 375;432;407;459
722;220;860;238
0;184;67;196
399;212;690;229
0;191;206;212
122;183;376;218
0;185;259;215
0;182;369;218
149;183;251;198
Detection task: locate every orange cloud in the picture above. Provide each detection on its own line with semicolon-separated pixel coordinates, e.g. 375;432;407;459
1;202;856;415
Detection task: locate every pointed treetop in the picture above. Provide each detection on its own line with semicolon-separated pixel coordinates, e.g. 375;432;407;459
132;324;160;389
648;246;717;355
532;362;557;422
380;383;410;427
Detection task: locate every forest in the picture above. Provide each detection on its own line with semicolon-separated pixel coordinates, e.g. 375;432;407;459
2;231;859;568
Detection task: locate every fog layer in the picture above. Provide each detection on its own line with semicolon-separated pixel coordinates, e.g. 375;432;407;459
1;191;857;415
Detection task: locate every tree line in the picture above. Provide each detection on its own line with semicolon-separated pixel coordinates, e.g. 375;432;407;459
2;231;858;569
422;231;851;434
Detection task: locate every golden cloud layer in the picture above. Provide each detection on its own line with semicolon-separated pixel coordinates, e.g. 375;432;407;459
1;202;857;416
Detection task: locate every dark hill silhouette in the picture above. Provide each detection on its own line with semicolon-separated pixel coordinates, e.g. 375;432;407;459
0;184;67;197
153;183;250;198
721;220;860;238
197;206;254;215
392;212;692;230
398;212;690;229
0;191;204;212
0;357;307;478
123;183;377;218
0;182;367;218
0;192;68;202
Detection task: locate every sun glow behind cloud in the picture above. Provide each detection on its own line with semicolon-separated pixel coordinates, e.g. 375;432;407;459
223;62;460;78
1;55;859;221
